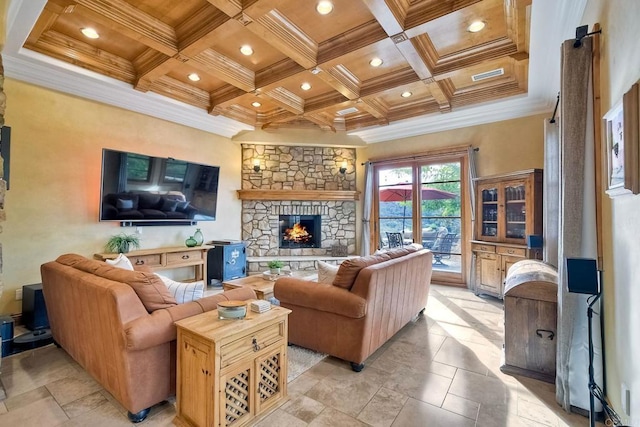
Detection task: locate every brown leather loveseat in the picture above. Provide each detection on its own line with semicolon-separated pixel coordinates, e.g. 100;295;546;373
274;246;432;371
40;254;255;422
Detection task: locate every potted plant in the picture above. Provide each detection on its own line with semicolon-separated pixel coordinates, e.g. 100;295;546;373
105;233;141;254
267;260;284;275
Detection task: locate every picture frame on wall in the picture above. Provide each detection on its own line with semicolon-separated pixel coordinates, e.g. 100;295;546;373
605;81;640;197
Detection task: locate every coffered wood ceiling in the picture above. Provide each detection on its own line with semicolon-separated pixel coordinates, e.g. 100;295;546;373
21;0;533;134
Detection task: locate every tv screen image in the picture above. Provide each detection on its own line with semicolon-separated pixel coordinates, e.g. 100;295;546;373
100;149;220;224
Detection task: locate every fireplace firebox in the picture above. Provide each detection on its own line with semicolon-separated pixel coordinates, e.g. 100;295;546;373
279;215;321;248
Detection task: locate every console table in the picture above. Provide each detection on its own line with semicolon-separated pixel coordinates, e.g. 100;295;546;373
174;305;291;427
94;245;213;282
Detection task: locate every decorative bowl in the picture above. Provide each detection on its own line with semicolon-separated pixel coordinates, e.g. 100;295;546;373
217;300;247;319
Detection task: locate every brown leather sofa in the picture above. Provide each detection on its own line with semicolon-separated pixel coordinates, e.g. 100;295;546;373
274;248;433;371
40;254;255;422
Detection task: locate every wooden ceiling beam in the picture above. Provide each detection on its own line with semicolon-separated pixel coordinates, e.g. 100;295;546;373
74;0;177;56
360;0;405;36
25;30;136;82
176;6;232;57
426;79;453;112
192;49;255;92
148;75;210;109
245;9;318;69
393;36;434;81
205;0;244;17
133;49;176;92
317;20;388;65
264;87;305;115
255;58;305;89
358;98;388;120
360;67;420;98
209;85;249;111
316;65;361;100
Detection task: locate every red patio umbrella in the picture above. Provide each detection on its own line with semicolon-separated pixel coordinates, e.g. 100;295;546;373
379;184;457;202
378;184;457;232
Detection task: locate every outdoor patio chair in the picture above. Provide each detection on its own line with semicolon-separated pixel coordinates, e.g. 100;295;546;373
386;232;404;248
432;233;458;265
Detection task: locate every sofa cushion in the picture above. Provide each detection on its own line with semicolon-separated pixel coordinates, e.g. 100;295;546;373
159;198;179;212
105;253;134;270
317;261;339;284
156;274;204;304
332;253;391;290
56;254;177;311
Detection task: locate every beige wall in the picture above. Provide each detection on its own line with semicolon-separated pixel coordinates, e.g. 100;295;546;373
582;0;640;420
361;114;546;177
0;78;242;313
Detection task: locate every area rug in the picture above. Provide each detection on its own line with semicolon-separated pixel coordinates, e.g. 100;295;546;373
287;345;327;382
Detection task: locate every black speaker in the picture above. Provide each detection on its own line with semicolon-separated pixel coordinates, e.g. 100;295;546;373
0;315;14;357
22;284;50;330
566;258;599;295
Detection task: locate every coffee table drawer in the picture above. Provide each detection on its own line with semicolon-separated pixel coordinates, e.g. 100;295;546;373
129;254;162;268
167;250;203;265
220;321;285;368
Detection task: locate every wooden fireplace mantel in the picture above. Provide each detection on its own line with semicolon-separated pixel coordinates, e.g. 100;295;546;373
237;189;360;201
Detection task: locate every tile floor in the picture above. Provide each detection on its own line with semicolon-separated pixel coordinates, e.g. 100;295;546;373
0;285;594;426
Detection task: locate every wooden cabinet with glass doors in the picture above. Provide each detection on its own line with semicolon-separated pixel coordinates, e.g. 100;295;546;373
472;169;542;298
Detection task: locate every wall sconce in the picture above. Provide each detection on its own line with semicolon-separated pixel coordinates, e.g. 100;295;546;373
253;158;261;172
339;160;347;174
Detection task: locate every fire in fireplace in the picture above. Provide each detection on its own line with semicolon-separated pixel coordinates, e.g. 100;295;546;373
279;215;321;248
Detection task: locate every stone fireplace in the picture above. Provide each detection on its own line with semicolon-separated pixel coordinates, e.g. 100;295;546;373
240;144;358;267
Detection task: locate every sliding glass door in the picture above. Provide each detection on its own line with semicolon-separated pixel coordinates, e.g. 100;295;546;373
374;152;467;284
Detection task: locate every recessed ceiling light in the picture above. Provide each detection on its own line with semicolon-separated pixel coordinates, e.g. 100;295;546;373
187;73;200;82
316;1;333;15
401;91;412;98
301;82;312;91
240;45;253;56
252;101;261;107
81;28;99;39
369;57;383;67
467;21;485;32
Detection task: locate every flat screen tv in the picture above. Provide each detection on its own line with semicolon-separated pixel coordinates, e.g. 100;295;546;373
100;149;220;225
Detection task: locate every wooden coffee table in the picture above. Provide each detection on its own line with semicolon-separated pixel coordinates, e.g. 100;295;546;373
223;271;317;300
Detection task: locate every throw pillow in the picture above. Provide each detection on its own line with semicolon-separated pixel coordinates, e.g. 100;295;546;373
156;274;204;304
317;261;339;284
332;253;391;290
105;253;134;270
116;198;134;210
160;198;179;212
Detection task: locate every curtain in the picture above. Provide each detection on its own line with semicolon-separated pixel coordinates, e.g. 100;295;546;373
544;119;560;266
467;147;478;289
360;161;374;256
556;37;603;413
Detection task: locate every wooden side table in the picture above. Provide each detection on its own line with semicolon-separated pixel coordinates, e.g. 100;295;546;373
174;304;291;427
223;271;318;300
95;245;212;282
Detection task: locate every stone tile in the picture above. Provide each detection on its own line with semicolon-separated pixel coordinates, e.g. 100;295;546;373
372;338;446;372
305;358;340;379
306;374;381;417
288;372;321;395
281;394;325;423
0;395;69;426
309;407;369;427
141;400;178;426
254;408;308;427
61;391;108;419
517;397;559;426
62;400;131;427
475;401;522;427
46;370;103;406
442;393;480;420
391;398;475;427
383;365;452;407
1;361;78;398
448;368;515;407
2;385;51;411
0;401;6;415
433;337;502;376
357;387;407;427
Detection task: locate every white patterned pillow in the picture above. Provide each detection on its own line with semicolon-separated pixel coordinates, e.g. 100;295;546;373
317;261;339;284
105;253;134;271
156;274;204;304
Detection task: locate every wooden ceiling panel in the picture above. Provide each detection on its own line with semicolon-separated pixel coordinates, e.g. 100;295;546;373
49;4;149;60
24;0;534;133
422;0;507;57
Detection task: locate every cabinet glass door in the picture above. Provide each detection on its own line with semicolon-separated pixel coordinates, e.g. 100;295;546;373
480;186;498;238
504;183;526;240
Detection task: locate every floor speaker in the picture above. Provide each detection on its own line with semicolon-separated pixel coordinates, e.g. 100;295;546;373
22;284;50;330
